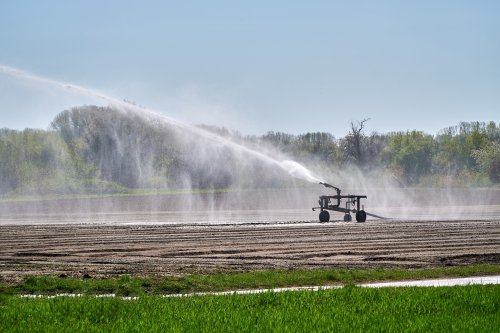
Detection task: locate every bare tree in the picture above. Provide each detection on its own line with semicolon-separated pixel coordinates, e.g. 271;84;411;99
345;118;370;166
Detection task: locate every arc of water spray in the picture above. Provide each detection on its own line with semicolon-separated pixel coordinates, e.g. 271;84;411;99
0;64;324;184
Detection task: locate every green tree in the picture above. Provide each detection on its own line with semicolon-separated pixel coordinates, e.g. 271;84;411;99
472;142;500;182
383;131;437;184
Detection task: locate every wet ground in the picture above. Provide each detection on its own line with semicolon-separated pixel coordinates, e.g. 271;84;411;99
0;189;499;281
0;218;498;281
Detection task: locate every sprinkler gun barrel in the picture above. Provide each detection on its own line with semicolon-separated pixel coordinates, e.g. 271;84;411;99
319;182;341;195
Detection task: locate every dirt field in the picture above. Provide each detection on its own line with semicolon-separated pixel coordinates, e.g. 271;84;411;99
1;218;499;281
1;188;499;281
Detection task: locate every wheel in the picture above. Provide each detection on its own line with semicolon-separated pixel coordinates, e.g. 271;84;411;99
356;210;367;222
319;210;330;223
343;213;352;222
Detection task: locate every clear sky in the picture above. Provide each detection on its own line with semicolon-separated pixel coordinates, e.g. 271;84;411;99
0;0;499;136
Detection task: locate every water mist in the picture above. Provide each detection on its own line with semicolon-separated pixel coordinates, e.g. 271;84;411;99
0;64;324;185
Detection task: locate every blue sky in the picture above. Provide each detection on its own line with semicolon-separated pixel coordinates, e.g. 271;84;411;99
0;0;499;136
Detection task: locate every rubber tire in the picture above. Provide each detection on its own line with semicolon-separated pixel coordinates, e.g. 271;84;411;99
319;210;330;222
356;210;367;223
343;214;352;222
319;210;330;223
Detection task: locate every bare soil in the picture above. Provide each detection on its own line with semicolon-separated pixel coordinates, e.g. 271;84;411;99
1;219;499;282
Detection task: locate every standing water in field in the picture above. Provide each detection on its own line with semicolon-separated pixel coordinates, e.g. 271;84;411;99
0;64;324;186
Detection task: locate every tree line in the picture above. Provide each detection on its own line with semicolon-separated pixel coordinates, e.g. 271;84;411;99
0;106;498;195
260;119;499;185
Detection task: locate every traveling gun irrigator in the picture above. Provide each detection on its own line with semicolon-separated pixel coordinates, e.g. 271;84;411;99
312;182;384;222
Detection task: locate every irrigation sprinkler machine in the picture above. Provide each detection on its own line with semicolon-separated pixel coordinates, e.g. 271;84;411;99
312;182;382;223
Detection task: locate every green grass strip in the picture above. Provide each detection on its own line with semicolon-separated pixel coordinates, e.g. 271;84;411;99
2;264;499;296
1;285;499;332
